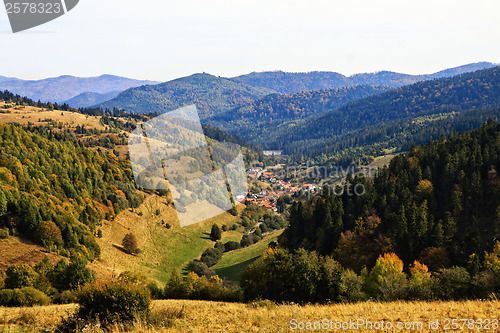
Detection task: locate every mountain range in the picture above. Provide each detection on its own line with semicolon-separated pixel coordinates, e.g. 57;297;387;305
92;62;496;119
229;62;496;94
96;73;273;118
0;74;158;103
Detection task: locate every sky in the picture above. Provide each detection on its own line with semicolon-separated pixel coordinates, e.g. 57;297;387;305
0;0;499;81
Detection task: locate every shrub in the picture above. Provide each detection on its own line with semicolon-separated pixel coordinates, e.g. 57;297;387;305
471;271;497;299
122;233;141;255
118;271;148;285
339;269;367;302
164;269;187;299
76;282;151;328
147;282;164;299
53;290;77;304
8;287;50;307
224;241;241;252
0;289;14;306
191;261;216;278
200;248;223;267
240;234;259;247
4;264;38;289
433;266;471;300
0;228;8;239
221;224;228;232
214;241;225;252
242;248;343;304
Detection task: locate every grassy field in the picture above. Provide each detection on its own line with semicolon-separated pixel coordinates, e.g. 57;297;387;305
91;196;246;284
213;230;283;281
0;299;498;332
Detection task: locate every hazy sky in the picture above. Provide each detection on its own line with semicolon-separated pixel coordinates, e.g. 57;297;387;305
0;0;499;81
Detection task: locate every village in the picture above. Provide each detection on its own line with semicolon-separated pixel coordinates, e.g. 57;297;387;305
242;162;317;212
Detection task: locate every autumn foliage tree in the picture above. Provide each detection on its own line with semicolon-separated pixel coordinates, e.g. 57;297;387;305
365;253;407;300
122;233;141;255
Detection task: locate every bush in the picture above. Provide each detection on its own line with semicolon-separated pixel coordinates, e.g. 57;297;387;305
0;289;14;306
339;269;367;302
200;248;223;267
76;282;151;328
1;287;51;307
214;241;225;252
240;234;259;248
118;271;148;285
191;261;216;278
53;290;77;304
471;271;497;299
0;228;8;239
433;266;471;300
224;241;241;252
147;282;164;299
4;264;38;289
122;233;141;255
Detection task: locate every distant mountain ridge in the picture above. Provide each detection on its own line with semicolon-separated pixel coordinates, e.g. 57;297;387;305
271;65;500;154
0;74;159;103
96;73;273;119
229;62;497;94
93;62;497;119
64;91;122;108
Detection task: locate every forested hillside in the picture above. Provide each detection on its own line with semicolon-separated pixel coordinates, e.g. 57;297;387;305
232;122;500;303
272;65;500;159
0;124;143;260
209;85;391;143
96;73;272;118
286;107;500;167
230;62;495;94
280;121;500;269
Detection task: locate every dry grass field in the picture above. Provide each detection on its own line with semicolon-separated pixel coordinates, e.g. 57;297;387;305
0;101;105;130
0;237;64;273
0;299;498;332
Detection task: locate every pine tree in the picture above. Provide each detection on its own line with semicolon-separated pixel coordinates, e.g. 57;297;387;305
210;224;221;241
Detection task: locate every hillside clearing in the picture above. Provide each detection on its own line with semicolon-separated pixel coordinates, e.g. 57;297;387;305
213;229;283;281
91;196;245;283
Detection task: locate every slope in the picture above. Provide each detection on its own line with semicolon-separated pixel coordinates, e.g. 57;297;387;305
64;91;121;108
96;73;273;119
272;65;500;154
209;85;392;144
